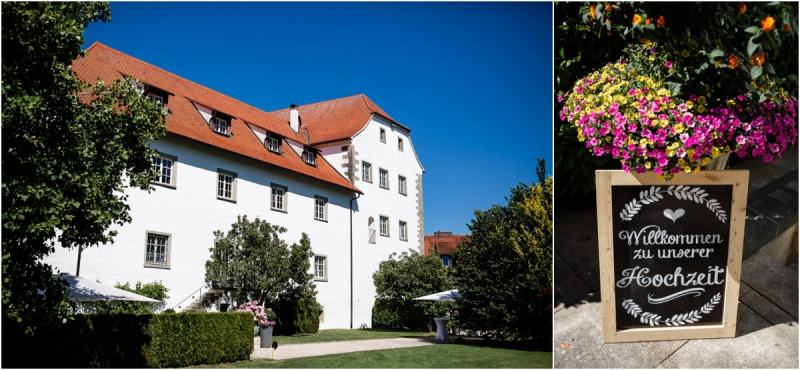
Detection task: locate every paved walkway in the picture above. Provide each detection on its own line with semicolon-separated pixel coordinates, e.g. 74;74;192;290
554;147;798;368
251;336;436;360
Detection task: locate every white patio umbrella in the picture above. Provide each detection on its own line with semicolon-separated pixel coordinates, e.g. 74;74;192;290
58;272;160;302
413;289;460;302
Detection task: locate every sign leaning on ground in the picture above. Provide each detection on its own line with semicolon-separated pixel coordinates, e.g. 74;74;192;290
595;170;749;342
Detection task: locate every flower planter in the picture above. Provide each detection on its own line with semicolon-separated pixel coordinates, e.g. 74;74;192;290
259;325;274;348
703;153;730;171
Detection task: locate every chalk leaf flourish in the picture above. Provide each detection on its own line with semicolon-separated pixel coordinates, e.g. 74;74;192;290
620;292;722;327
618;185;727;223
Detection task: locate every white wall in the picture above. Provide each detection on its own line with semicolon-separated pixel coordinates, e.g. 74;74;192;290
320;115;425;328
44;135;356;329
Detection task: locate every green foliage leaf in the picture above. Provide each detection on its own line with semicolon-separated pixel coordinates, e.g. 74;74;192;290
750;65;763;80
744;26;761;34
747;36;760;56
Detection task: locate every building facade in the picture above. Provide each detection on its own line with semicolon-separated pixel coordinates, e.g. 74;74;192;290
423;231;469;267
44;43;424;329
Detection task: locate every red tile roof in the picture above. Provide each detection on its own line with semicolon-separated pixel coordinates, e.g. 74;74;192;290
73;42;360;193
270;94;407;146
424;232;469;256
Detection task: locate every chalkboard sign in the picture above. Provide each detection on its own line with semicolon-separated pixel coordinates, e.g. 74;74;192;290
596;170;749;343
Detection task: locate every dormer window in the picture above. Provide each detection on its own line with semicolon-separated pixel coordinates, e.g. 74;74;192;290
302;149;317;166
266;134;282;153
212;116;230;136
147;92;164;106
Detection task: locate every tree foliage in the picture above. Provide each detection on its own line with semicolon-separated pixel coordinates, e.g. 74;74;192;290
453;174;552;342
372;250;454;331
205;216;321;334
2;2;167;334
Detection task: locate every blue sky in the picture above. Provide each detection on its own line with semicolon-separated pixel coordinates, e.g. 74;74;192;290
83;2;552;235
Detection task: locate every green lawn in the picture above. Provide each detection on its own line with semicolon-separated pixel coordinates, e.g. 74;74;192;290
272;329;433;345
212;343;551;368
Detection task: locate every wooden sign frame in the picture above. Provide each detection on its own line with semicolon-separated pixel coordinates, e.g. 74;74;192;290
595;170;749;343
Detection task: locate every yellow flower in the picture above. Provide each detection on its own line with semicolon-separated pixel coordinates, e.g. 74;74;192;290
686;101;695;109
639;138;648;147
589;4;597;20
645;161;652;170
648;54;656;62
674;123;685;134
684;166;693;174
697;96;707;105
701;157;711;166
711;147;720;158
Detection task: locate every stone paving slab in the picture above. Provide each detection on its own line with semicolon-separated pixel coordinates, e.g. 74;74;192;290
554;302;663;368
251;337;435;360
660;304;798;368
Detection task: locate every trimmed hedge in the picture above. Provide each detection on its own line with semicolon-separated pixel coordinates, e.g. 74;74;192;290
3;312;252;368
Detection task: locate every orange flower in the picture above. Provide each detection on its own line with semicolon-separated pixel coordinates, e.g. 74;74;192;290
761;16;776;32
656;15;666;28
783;23;791;32
751;52;766;66
738;3;747;15
633;14;642;25
727;55;739;69
589;4;597;19
645;17;652;25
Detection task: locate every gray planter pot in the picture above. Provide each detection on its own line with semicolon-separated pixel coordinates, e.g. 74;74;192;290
254;325;260;337
259;325;274;348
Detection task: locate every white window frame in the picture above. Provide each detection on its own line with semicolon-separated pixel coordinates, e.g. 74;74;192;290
379;215;390;237
314;196;328;221
379;168;389;190
314;255;328;281
152;153;177;188
398;175;407;196
266;135;281;153
362;161;373;183
271;183;288;212
302;149;317;165
211;116;230;135
380;128;386;143
144;231;171;269
216;169;237;202
398;137;404;152
399;220;408;241
441;255;452;267
147;92;165;106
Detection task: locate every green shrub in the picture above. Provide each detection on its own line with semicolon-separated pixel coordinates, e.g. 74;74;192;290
371;250;453;331
274;294;322;335
2;312;252;367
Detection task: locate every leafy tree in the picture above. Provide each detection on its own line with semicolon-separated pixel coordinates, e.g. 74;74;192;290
205;216;321;334
83;281;169;314
2;2;167;334
372;250;454;331
452;172;552;342
275;234;322;334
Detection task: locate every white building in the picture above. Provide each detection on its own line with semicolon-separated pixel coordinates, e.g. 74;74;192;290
44;42;424;329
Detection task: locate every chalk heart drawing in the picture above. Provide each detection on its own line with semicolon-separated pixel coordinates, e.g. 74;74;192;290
663;208;686;223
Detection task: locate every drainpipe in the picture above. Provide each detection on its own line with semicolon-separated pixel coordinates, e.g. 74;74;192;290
349;192;360;329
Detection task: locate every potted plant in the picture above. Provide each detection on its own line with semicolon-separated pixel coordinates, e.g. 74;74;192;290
237;301;277;347
558;43;797;178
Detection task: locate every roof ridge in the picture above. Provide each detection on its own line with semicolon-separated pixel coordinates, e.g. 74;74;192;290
270;93;367;113
88;42;279;121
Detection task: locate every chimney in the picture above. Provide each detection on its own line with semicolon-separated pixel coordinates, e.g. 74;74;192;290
289;104;300;133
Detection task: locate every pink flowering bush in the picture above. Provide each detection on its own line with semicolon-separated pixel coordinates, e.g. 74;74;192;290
237;301;276;327
559;50;797;178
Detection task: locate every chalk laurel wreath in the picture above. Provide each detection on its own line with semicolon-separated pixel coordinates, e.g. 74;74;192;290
621;292;722;327
619;185;727;223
